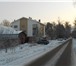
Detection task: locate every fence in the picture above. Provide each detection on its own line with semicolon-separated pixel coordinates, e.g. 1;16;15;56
0;34;19;50
0;34;18;39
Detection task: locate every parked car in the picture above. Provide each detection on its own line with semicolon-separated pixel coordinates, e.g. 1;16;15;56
37;38;49;45
57;38;64;41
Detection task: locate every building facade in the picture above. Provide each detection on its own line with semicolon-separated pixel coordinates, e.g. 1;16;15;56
11;17;45;37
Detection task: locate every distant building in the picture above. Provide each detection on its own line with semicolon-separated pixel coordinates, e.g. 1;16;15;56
11;17;45;37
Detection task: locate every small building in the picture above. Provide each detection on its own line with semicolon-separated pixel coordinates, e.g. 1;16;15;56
11;17;45;38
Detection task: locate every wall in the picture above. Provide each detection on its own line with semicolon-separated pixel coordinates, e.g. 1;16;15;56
40;24;45;37
20;18;28;33
11;20;20;31
27;19;39;37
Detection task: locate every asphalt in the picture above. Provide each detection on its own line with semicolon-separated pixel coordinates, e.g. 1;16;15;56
25;38;72;66
55;39;72;66
25;39;72;66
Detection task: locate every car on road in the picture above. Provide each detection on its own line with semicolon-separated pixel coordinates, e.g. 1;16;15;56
37;38;49;45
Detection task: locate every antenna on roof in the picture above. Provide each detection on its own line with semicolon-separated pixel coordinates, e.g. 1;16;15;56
29;17;32;19
39;19;41;22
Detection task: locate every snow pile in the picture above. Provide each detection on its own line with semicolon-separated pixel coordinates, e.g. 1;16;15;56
0;40;65;66
0;25;21;34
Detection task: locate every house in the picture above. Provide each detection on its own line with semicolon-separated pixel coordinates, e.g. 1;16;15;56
11;17;45;38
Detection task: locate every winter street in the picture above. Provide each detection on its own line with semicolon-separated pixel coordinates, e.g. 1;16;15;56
0;1;76;66
0;39;75;66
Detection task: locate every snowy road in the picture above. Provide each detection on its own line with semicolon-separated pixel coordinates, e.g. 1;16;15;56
71;39;76;66
26;38;72;66
0;38;75;66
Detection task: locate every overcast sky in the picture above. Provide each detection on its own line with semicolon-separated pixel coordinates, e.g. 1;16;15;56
0;0;74;2
0;0;76;26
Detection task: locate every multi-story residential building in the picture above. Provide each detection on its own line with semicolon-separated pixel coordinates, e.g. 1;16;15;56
11;17;45;37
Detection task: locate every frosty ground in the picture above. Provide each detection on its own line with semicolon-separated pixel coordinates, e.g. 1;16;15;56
0;39;66;66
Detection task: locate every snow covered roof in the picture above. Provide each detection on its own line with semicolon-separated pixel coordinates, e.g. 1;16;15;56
0;25;22;34
11;17;45;26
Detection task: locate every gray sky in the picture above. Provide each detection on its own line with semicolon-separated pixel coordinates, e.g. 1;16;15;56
0;0;76;25
0;0;74;2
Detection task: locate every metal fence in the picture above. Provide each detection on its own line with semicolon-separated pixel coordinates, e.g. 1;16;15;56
0;34;19;50
0;34;19;39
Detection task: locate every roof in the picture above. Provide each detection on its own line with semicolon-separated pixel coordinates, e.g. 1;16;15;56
11;17;45;26
0;25;22;34
39;22;45;26
11;17;28;24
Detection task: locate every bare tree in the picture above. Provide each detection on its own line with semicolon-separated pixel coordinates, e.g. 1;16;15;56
73;19;76;30
56;22;65;38
1;19;11;27
72;19;76;38
45;22;57;39
64;22;71;38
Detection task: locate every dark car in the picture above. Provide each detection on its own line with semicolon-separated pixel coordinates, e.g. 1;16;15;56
37;38;49;45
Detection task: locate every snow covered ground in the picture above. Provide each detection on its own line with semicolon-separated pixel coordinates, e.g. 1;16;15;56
0;40;65;66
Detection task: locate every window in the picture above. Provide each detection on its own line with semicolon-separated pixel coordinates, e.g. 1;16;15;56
33;24;37;28
32;24;38;36
14;25;18;28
